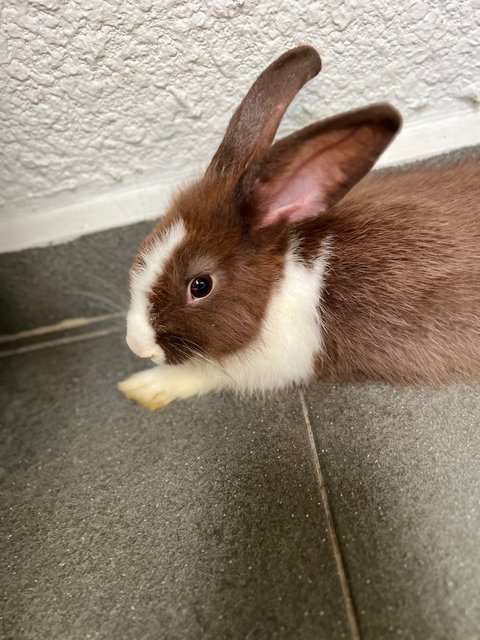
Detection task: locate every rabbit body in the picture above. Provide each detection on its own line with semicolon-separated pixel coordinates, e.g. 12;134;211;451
310;158;480;384
119;47;480;410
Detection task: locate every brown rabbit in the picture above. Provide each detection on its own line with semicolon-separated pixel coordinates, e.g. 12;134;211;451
118;46;480;410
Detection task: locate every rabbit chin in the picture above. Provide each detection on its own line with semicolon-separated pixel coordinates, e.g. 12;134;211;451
151;351;166;365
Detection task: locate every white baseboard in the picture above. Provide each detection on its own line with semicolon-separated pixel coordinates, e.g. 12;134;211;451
376;109;480;167
0;177;179;254
1;110;479;254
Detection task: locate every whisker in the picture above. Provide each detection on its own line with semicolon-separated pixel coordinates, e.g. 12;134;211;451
84;272;130;308
71;289;123;314
177;336;237;384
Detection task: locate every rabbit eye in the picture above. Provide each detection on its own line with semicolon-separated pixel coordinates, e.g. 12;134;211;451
190;275;213;299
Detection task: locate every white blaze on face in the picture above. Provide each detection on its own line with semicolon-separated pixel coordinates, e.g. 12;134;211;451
126;219;186;361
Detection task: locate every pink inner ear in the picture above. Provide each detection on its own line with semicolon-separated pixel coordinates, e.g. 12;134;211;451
259;172;330;228
255;127;360;229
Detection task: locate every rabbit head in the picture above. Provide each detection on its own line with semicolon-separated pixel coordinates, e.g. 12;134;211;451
125;46;400;368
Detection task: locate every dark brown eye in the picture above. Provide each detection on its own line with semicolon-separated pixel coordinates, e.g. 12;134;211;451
190;275;213;299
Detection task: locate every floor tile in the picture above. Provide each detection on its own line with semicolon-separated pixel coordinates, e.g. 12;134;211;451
0;334;350;639
306;382;480;639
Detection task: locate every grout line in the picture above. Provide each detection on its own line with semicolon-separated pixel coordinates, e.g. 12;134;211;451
299;390;361;640
0;326;123;358
0;311;126;343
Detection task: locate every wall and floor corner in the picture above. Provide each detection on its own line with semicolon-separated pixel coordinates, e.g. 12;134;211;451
1;1;480;253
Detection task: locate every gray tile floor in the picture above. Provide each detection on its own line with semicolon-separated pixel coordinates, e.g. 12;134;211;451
2;149;480;638
1;321;479;639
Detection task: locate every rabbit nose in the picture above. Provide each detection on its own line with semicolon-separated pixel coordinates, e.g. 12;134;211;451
126;310;159;358
126;333;155;358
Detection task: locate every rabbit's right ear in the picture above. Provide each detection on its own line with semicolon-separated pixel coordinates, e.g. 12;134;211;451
206;46;321;177
242;104;401;230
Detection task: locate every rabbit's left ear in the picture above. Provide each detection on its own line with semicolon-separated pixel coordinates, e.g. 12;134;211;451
242;104;401;229
207;46;321;177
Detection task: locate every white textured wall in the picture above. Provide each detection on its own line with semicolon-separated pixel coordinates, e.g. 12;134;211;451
1;0;480;247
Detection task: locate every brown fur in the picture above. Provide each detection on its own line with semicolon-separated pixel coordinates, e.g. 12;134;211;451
242;104;401;228
314;158;480;383
142;177;287;365
129;46;480;386
208;46;321;176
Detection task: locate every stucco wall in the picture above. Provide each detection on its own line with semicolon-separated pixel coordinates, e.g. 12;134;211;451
1;0;480;237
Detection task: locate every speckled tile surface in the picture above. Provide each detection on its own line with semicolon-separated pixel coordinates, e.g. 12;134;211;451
0;333;350;640
306;382;480;639
2;330;480;639
2;147;480;638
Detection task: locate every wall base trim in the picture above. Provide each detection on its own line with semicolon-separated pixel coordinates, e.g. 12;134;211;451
1;110;479;253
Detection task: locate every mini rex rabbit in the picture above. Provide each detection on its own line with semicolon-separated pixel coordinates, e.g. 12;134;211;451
118;45;480;410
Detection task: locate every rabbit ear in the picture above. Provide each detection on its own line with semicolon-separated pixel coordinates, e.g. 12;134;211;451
242;104;401;229
206;46;322;177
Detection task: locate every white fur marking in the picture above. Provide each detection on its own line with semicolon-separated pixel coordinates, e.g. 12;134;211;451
126;219;186;359
221;237;332;392
119;236;333;409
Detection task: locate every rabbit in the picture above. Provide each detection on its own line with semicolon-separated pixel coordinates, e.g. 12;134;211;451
118;45;480;411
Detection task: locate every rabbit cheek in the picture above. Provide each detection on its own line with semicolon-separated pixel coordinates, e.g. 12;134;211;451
127;218;187;360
